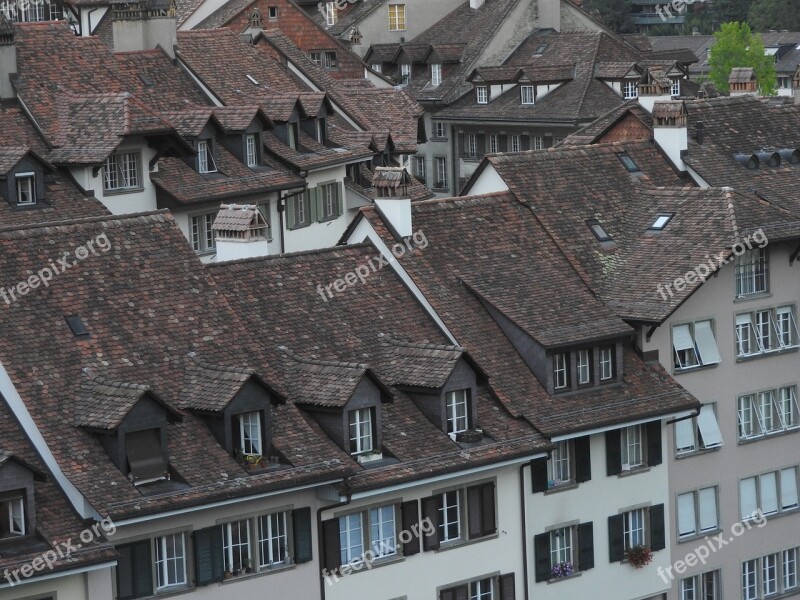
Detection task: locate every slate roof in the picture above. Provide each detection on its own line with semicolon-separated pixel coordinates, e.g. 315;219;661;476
301;0;386;38
377;334;468;389
560;100;652;145
180;353;261;412
279;348;371;408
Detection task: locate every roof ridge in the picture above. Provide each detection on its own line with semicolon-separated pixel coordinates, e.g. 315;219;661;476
378;332;465;352
411;190;514;210
278;346;368;371
206;241;374;268
82;367;150;392
575;33;603;117
186;352;255;375
0;209;172;236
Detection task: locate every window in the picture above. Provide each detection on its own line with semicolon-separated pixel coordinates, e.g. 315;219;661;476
672;320;721;370
785;548;798;590
0;495;24;538
510;135;521;153
222;519;251;573
618;152;640;173
677;487;718;538
476;86;488;104
289;192;310;229
680;571;720;600
446;389;470;434
620;425;643;470
623;508;645;550
245;134;258;167
737;306;799;357
268;5;277;19
320;182;340;220
103;152;140;191
415;156;426;183
155;533;186;589
553;353;569;390
742;549;800;599
488;134;498;154
423;484;495;550
388;4;405;30
238;411;262;456
466;133;478;158
435;157;447;188
400;63;411;83
470;578;494;599
675;404;724;454
521;85;535;105
576;349;591;384
126;429;167;484
623;81;638;99
310;51;337;69
431;63;442;86
325;1;337;26
735;249;768;296
649;213;673;230
258;511;288;566
549;526;573;568
738;386;799;439
15;174;35;206
335;505;396;566
197;140;217;173
372;63;382;74
441;575;513;600
339;512;363;564
548;441;572;486
531;136;544;150
671;78;681;97
349;407;374;455
599;346;614;380
588;219;612;242
739;467;799;520
434;122;446;138
439;490;461;543
369;505;396;557
287;122;298;150
534;522;593;582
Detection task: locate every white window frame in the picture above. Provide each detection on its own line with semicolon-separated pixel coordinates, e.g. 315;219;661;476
238;411;262;456
155;533;187;589
5;497;24;536
735;248;768;297
103;151;141;191
623;508;646;550
548;440;572;486
431;63;442;87
742;549;800;599
222;519;251;572
680;571;720;600
349;407;374;455
476;86;488;104
470;578;494;600
740;468;799;519
446;389;470;434
400;63;411;83
325;1;337;26
467;133;478;158
245;134;258;167
677;487;718;539
320;182;339;220
576;349;590;384
620;425;643;470
190;211;217;253
675;404;724;454
197;140;217;174
549;526;573;567
784;548;798;591
15;173;35;206
435;156;447;189
623;81;638;99
488;134;498;154
439;490;461;543
521;85;535;105
673;320;721;370
531;136;544;150
738;385;800;439
415;156;426;182
553;353;568;390
339;513;363;564
388;3;405;31
369;505;397;558
671;78;681;97
258;511;288;567
434;122;446;139
510;135;521;153
599;346;613;380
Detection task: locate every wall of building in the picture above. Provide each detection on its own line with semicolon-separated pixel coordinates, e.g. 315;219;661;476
0;571;105;600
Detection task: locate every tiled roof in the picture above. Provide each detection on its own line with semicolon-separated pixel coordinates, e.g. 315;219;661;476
595;61;640;79
377;333;467;389
279;348;370;408
212;105;272;131
263;130;374;170
0;146;31;174
302;0;386;37
560;100;652;145
180;353;259;412
212;203;263;231
729;67;755;83
161;108;218;138
74;371;162;430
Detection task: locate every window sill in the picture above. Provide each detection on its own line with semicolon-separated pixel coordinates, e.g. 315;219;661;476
738;427;800;445
221;562;296;584
733;291;772;303
318;214;341;224
336;553;404;576
193;249;216;257
147;584;194;599
753;507;799;523
288;222;311;231
544;482;578;495
429;137;448;142
103;187;145;196
672;362;719;375
675;445;722;459
617;466;651;478
435;532;498;553
677;528;721;544
736;347;799;362
547;571;582;584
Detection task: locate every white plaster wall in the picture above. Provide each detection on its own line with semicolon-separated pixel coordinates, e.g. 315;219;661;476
0;571;97;600
465;164;508;196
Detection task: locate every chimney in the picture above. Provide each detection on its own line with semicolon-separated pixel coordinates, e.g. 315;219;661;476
535;0;561;31
469;0;486;8
653;100;688;172
637;68;672;113
372;167;413;238
728;67;758;96
111;0;178;59
212;204;270;262
0;14;16;101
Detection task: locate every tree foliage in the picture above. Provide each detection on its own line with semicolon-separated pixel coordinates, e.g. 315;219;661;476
583;0;636;33
748;0;800;32
708;22;777;95
712;0;753;24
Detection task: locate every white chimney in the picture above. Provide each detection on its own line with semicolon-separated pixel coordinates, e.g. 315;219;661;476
653;100;688;172
637;68;672;113
372;167;412;238
470;0;486;8
0;14;16;101
535;0;561;31
212;204;270;262
111;0;178;59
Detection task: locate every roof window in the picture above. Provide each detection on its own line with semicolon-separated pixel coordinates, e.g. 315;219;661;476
65;315;90;338
587;219;613;242
649;213;674;231
617;152;640;172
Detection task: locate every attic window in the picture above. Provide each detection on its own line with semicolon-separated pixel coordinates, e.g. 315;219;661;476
0;495;25;538
15;174;35;206
649;213;674;231
533;44;547;57
238;411;262;457
587;219;613;242
138;73;155;87
617;153;640;173
268;6;277;19
65;315;90;338
126;429;167;485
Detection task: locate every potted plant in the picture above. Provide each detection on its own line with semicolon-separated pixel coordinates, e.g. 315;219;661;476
243;558;254;574
551;561;574;578
625;545;653;568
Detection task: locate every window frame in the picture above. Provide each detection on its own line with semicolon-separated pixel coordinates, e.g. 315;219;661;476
103;151;142;193
549;526;573;568
154;532;187;590
245;133;259;167
197;140;217;174
599;346;614;381
672;319;721;371
677;487;719;539
238;411;262;457
222;519;252;573
622;508;646;550
189;211;217;254
680;570;720;600
438;489;462;544
510;135;522;152
548;440;573;486
520;85;535;105
415;156;426;183
553;352;569;390
445;389;470;434
576;349;591;385
739;467;799;520
434;121;446;139
620;425;644;471
348;407;375;456
742;548;800;599
388;3;405;31
15;173;35;206
258;510;289;567
431;63;442;87
735;248;768;297
476;86;488;104
434;156;448;189
623;81;638;99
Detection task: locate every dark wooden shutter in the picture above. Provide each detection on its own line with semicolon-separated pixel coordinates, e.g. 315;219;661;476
577;522;594;571
336;182;344;217
309;187;320;223
292;507;313;564
499;573;516;599
574;436;592;483
468;485;482;539
116;540;153;600
649;504;666;551
421;496;440;551
534;532;551;582
608;515;625;562
646;421;662;467
467;482;496;538
476;134;486;157
441;584;469;600
521;135;530;151
401;500;420;556
321;518;341;570
605;429;622;476
499;135;508;152
530;457;548;493
193;526;224;587
480;482;496;536
459;132;466;155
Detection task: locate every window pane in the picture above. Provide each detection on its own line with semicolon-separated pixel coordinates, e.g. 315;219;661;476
698;487;717;532
781;468;799;510
369;505;396;557
677;493;696;537
740;477;757;519
760;472;778;514
339;513;363;564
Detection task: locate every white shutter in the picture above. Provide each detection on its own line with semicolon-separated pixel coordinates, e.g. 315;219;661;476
760;472;778;514
694;320;721;365
697;405;724;448
698;487;718;531
740;477;757;519
673;324;694;351
677;493;696;536
675;418;696;452
780;468;799;509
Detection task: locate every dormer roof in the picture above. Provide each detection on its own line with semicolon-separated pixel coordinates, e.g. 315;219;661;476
423;43;466;64
0;449;47;481
212;105;273;132
0;146;54;175
161;108;224;138
595;61;643;80
469;64;576;84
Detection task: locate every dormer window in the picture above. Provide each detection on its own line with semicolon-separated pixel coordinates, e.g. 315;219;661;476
400;63;411;84
431;63;442;87
310;51;337;69
476;86;488;104
238;411;262;457
287;123;298;151
576;349;591;384
103;151;140;192
623;81;638;100
126;428;168;485
15;173;35;206
0;494;25;538
671;78;680;97
445;389;470;434
245;134;259;167
553;353;569;389
316;118;327;145
197;140;217;174
325;1;337;25
348;408;374;455
600;346;615;380
521;85;535;105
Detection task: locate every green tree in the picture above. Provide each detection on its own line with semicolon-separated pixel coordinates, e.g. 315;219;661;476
748;0;800;32
583;0;636;33
708;22;777;95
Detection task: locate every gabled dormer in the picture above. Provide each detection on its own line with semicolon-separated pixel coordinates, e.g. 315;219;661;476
0;451;45;541
213;106;273;169
297;94;332;146
0;147;53;208
280;348;392;464
378;334;487;443
74;370;182;486
595;62;644;100
180;353;282;470
160;109;226;175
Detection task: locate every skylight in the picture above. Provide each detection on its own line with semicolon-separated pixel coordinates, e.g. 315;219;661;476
246;74;259;85
617;152;640;173
649;213;674;231
587;219;613;242
65;315;89;338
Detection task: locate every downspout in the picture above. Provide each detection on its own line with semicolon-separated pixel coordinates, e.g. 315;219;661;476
519;463;530;600
317;493;351;600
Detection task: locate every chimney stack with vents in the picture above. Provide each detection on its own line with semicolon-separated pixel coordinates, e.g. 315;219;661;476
213;204;270;262
372;167;413;238
111;0;178;58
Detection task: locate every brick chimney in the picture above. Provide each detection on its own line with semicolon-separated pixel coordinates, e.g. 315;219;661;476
111;0;178;58
729;67;758;96
0;14;16;101
372;167;413;238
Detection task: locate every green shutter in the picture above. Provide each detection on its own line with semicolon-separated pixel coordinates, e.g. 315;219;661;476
285;195;296;229
116;540;152;600
292;507;313;564
194;526;224;586
337;182;344;217
309;187;320;223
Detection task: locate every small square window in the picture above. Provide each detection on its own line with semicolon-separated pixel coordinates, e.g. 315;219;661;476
521;85;535;105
